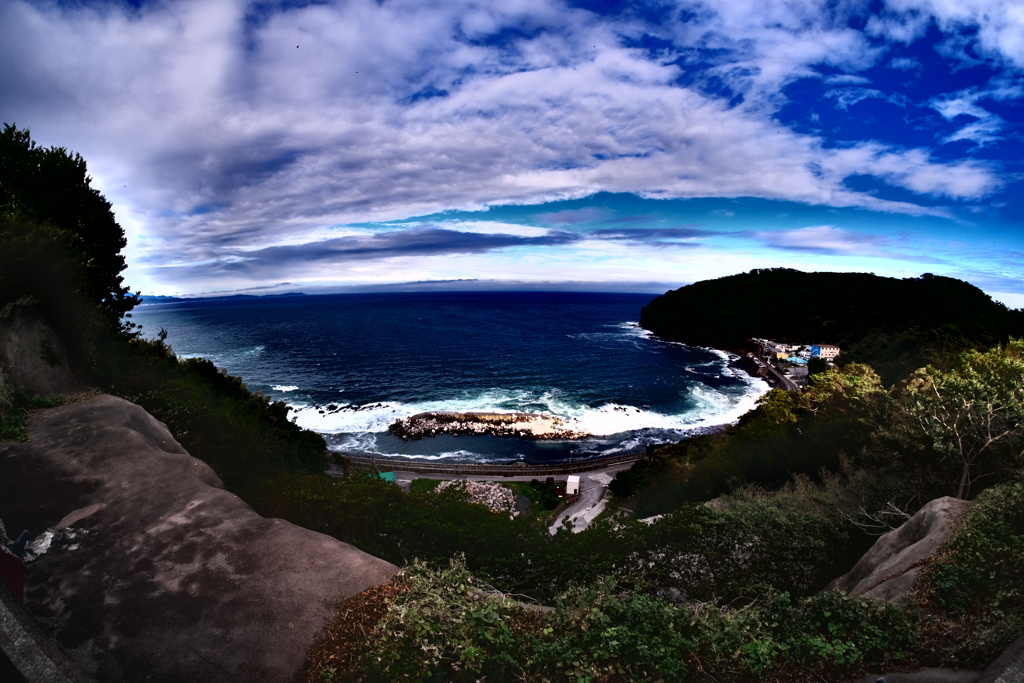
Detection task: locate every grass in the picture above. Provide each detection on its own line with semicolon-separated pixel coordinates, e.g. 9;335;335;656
409;478;444;494
505;481;566;511
408;478;570;520
0;389;67;441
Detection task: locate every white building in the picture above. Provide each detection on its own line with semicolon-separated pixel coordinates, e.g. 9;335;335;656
811;344;841;360
566;475;580;496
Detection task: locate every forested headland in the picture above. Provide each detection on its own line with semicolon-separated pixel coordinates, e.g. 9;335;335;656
2;127;1023;682
640;268;1024;385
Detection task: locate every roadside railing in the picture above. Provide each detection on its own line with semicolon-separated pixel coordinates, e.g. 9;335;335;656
334;450;647;477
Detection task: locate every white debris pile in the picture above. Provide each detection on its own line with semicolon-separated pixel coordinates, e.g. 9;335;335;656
436;480;518;515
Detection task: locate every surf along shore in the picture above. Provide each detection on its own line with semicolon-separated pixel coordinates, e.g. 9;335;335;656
387;411;591;441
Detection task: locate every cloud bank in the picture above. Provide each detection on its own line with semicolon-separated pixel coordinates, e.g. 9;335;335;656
0;0;1021;293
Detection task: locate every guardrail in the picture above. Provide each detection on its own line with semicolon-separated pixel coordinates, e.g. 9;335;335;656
335;450;647;477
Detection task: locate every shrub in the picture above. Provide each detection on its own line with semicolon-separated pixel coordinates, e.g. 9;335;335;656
917;475;1024;666
0;367;12;418
361;557;920;682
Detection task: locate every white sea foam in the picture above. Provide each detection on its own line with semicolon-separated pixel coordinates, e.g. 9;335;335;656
326;433;493;461
178;345;265;363
290;371;769;438
272;385;299;392
288;321;769;442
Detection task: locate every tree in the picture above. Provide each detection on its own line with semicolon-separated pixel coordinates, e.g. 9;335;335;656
0;124;138;326
890;340;1024;498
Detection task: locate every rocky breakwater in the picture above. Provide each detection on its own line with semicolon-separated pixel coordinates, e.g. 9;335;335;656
388;411;591;441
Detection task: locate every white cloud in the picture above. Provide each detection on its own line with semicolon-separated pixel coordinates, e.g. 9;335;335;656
825;87;887;109
751;225;888;255
870;0;1024;68
888;56;922;70
929;85;1021;146
0;0;1018;292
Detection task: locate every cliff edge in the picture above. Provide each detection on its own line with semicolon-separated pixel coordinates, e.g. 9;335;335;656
0;395;397;682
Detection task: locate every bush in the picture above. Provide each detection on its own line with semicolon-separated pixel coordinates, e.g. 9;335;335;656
361;557;920;682
0;366;12;418
98;336;328;489
624;366;886;517
0;385;66;441
917;475;1024;666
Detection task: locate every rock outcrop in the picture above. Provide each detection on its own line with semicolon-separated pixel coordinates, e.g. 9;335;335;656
828;496;971;601
0;307;86;397
0;395;397;682
435;480;518;514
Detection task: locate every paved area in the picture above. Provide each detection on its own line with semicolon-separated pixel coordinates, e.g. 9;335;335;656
549;471;614;534
391;460;633;489
391;462;630;534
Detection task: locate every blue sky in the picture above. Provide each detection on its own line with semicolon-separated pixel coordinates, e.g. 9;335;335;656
1;0;1022;304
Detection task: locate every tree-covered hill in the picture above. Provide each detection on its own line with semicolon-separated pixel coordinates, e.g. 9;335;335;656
639;268;1024;384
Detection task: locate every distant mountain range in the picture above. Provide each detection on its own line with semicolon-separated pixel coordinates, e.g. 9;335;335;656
139;292;306;304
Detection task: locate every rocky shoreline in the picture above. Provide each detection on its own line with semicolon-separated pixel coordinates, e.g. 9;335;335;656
387;411;591;441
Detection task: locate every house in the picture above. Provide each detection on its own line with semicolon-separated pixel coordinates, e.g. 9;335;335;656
566;474;580;496
811;344;841;360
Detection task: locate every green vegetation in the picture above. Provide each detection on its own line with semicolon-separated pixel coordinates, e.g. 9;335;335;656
4;128;1024;680
0;124;137;327
0;126;327;489
409;478;444;494
506;479;565;512
916;475;1024;667
0;371;66;441
406;479;565;516
364;556;918;682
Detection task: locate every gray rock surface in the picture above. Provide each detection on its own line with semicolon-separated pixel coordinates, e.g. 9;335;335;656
0;308;86;396
0;579;95;683
847;631;1024;683
829;496;970;601
847;667;982;683
976;631;1024;683
0;395;397;683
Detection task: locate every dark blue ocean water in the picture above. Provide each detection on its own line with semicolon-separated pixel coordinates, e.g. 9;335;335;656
130;291;766;463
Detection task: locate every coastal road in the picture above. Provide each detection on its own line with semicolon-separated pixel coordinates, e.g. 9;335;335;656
548;471;615;535
389;460;634;487
752;356;800;392
388;462;631;534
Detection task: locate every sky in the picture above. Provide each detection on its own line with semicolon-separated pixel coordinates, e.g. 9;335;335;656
1;0;1022;304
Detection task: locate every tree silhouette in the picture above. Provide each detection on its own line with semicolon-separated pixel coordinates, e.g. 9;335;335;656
0;124;138;326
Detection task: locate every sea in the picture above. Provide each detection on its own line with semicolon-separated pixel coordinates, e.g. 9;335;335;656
130;291;768;464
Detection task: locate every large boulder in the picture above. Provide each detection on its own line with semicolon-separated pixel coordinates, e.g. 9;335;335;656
0;394;397;682
0;307;85;396
828;497;971;601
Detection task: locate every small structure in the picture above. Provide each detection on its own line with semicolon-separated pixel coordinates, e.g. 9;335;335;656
566;475;580;496
811;344;841;360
